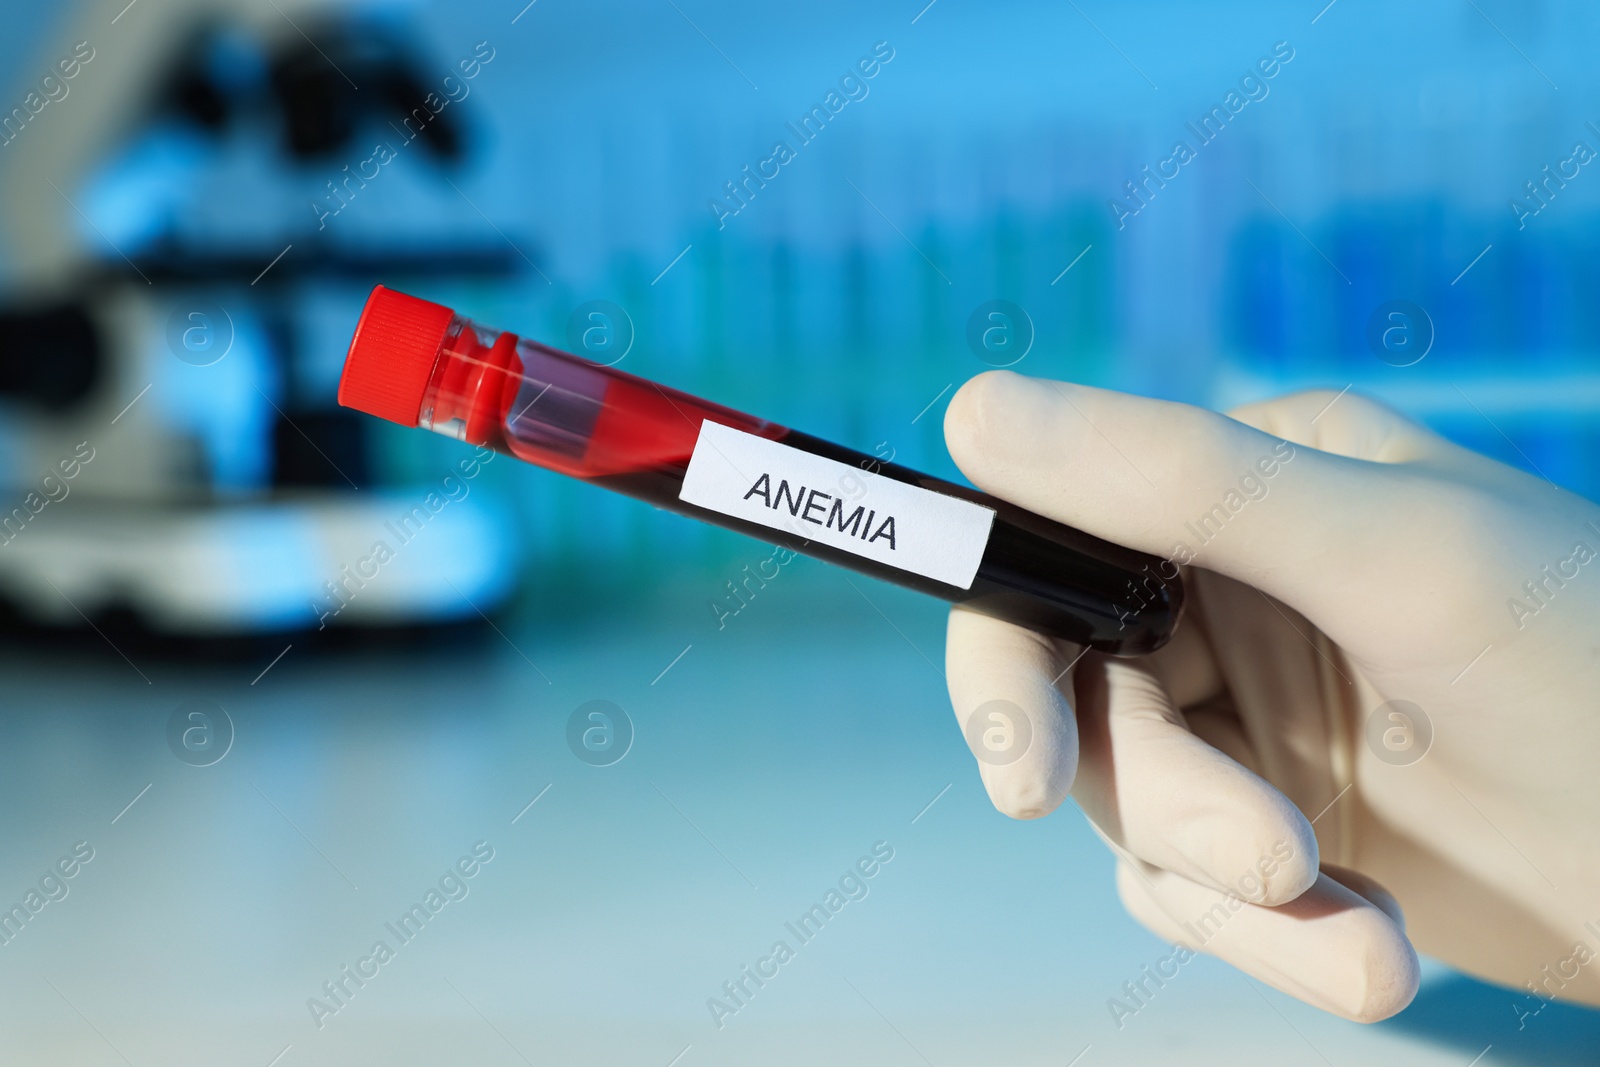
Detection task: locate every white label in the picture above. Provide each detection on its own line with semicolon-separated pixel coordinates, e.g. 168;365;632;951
679;421;996;589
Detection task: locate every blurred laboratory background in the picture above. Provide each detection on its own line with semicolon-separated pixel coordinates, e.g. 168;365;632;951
0;0;1597;1064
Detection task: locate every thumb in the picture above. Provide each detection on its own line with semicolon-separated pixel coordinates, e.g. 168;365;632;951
943;372;1432;623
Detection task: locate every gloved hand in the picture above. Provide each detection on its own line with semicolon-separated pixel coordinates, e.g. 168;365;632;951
942;370;1600;1022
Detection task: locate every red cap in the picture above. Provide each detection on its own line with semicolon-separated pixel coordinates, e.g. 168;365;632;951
338;286;457;427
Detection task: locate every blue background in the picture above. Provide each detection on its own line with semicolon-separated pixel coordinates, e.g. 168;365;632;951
1;1;1598;1064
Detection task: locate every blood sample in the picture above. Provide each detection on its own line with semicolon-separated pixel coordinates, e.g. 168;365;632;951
337;286;1183;654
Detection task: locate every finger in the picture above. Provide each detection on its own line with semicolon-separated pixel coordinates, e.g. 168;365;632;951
942;371;1434;618
1142;596;1224;709
1228;389;1518;502
1183;701;1261;777
1116;861;1420;1023
1321;863;1406;931
946;606;1078;819
1188;567;1348;853
1226;389;1447;465
1073;656;1318;905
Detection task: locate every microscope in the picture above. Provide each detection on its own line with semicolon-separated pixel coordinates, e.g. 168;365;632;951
0;0;525;642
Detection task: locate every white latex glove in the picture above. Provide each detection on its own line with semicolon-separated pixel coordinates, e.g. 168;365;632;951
943;370;1600;1022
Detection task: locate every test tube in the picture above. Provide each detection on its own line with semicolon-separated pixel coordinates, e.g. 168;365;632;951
338;286;1183;654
